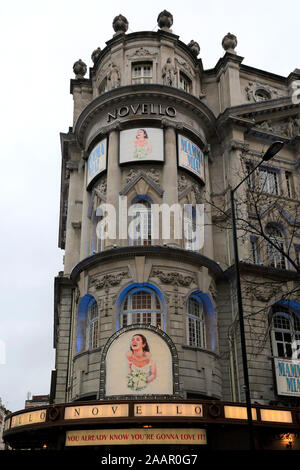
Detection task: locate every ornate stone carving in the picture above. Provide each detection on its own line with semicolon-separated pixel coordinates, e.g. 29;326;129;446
107;63;121;89
192;184;203;204
73;59;87;79
90;271;129;290
112;14;128;34
152;269;195;287
244;283;282;302
146;168;160;184
187;40;200;57
174;57;194;78
222;33;237;53
245;81;284;102
162;57;177;86
91;47;102;64
126;168;160;185
178;174;189;193
157;10;173;30
128;47;156;58
254;116;300;138
95;177;107;196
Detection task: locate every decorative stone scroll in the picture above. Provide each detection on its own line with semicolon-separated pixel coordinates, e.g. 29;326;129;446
90;271;129;290
151;269;196;287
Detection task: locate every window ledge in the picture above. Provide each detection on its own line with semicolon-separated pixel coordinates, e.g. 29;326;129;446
182;344;219;358
73;346;102;360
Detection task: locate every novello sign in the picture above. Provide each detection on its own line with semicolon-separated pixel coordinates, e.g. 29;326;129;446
107;103;176;122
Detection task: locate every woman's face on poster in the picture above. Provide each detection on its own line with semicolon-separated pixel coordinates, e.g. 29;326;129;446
136;129;146;140
131;335;144;351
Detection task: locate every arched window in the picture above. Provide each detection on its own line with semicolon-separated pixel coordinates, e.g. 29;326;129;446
86;298;99;350
271;306;300;358
266;225;286;269
129;198;152;246
187;294;206;348
76;295;99;354
120;287;162;329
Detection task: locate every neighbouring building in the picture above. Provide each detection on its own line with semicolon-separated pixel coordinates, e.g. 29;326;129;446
25;395;50;410
4;11;300;451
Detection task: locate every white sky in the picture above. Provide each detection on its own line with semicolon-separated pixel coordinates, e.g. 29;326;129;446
0;0;299;412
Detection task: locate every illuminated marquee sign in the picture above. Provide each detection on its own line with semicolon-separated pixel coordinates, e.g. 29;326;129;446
178;134;205;181
64;404;129;420
65;428;207;447
87;138;107;186
134;403;203;417
10;409;46;428
274;358;300;396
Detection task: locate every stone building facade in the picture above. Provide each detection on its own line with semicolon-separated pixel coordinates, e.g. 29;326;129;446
4;11;300;451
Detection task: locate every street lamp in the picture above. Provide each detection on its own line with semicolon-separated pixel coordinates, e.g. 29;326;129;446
230;140;284;450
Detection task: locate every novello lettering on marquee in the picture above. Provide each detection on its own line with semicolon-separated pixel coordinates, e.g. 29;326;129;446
107;103;176;122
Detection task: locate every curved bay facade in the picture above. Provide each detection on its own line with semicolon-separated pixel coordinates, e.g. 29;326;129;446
4;12;300;450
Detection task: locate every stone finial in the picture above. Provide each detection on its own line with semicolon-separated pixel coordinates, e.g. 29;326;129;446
188;40;200;57
73;59;87;79
91;47;102;64
157;10;173;31
222;33;237;53
112;14;129;35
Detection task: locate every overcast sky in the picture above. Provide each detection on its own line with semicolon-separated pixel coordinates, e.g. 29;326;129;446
0;0;299;413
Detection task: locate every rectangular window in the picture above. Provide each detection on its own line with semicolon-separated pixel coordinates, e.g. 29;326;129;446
245;162;254;188
188;318;206;348
295;246;300;267
250;237;260;264
179;72;191;93
258;167;279;195
132;63;152;84
89;320;99;349
285;171;293;198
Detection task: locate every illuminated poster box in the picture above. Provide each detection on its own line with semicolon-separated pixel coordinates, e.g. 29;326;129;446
178;134;205;182
105;328;173;397
87;138;107;186
120;128;164;164
274;358;300;397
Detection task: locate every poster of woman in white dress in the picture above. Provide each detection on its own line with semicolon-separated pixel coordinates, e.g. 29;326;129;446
119;128;164;164
105;329;173;396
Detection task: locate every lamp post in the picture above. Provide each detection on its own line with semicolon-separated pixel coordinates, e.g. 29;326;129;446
230;140;284;450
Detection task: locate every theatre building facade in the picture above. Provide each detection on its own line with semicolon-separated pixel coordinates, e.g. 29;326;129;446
4;11;300;451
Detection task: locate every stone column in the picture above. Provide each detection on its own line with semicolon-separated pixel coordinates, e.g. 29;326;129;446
64;163;82;274
162;124;180;247
105;128;122;249
79;163;91;261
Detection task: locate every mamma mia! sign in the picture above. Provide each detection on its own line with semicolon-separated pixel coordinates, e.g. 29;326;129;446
274;358;300;396
178;134;205;182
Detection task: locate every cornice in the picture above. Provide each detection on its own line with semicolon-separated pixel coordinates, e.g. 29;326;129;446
225;262;300;281
74;85;217;148
216;97;300;134
70;246;226;282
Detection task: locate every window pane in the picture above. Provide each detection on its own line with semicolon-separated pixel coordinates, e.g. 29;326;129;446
277;343;284;357
286;343;292;358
